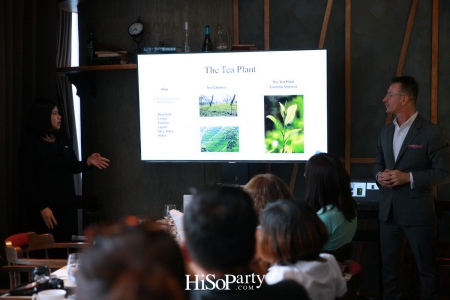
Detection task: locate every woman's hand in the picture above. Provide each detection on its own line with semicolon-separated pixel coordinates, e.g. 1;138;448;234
87;153;110;169
40;207;57;228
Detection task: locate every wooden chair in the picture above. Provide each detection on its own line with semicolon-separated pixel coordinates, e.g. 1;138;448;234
2;232;87;289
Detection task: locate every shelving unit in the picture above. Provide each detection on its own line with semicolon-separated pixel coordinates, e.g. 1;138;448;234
56;64;137;75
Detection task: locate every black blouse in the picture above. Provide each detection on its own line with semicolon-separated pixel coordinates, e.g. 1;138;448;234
19;132;90;211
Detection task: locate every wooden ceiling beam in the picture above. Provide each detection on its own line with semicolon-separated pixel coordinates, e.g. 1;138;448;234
431;0;439;124
385;0;419;125
344;0;351;173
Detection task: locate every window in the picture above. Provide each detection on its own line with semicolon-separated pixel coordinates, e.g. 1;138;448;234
71;13;81;159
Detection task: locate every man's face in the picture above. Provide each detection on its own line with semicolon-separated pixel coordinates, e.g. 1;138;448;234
383;82;405;114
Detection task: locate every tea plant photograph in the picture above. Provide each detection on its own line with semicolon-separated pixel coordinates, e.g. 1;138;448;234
200;126;239;152
199;94;237;117
264;95;304;153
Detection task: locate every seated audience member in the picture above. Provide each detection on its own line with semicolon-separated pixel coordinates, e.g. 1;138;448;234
259;199;347;300
244;173;296;274
183;186;310;300
244;173;295;214
76;216;186;300
304;153;357;260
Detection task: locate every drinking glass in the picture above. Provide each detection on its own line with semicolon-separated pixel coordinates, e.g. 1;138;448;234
67;253;81;283
32;289;66;300
163;204;176;225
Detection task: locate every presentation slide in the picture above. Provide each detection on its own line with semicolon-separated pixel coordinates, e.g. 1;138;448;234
137;49;327;162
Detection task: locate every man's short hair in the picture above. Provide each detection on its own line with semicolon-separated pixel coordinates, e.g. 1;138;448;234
184;186;257;273
392;76;418;104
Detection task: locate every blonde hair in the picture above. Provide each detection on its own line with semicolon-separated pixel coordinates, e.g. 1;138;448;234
244;173;295;214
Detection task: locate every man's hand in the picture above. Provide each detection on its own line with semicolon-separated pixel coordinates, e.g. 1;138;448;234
40;207;57;228
377;169;410;189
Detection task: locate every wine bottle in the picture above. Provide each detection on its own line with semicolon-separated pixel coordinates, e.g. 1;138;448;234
183;22;190;53
202;25;213;52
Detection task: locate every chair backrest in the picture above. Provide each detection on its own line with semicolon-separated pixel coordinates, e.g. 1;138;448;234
3;232;88;289
6;233;29;248
27;232;77;258
5;232;87;266
4;233;29;265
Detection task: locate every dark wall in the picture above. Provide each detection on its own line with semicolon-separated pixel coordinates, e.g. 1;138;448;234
238;1;450;295
240;0;450;192
63;2;450;297
75;0;450;223
78;0;233;63
76;0;233;221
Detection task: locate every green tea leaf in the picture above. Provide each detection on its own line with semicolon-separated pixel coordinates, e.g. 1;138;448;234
284;104;297;125
285;128;302;141
266;115;283;132
279;102;285;116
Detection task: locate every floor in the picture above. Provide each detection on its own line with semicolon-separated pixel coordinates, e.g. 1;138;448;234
354;264;450;300
352;214;450;300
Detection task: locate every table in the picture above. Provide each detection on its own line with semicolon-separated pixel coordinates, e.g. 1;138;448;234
1;266;74;299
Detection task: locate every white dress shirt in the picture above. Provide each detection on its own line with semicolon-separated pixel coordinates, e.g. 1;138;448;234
393;111;418;188
265;253;347;300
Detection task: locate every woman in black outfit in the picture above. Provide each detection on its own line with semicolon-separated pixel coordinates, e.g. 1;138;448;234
19;98;110;242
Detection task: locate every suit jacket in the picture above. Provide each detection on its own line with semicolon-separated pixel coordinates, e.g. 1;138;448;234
373;114;450;226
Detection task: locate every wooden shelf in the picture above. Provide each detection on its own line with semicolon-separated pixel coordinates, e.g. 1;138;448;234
56;64;137;74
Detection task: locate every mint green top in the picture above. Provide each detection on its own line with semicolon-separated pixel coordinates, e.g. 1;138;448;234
317;204;357;251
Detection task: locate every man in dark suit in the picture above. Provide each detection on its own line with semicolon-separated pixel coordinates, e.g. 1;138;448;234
374;76;450;299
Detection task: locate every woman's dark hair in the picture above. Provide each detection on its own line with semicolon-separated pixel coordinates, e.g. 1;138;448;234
244;173;295;214
304;153;357;221
25;98;58;137
76;217;186;300
258;199;329;265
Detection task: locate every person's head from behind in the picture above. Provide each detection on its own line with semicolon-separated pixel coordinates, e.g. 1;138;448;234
304;153;356;221
244;173;295;213
76;216;186;300
258;199;328;265
26;98;62;137
183;186;257;274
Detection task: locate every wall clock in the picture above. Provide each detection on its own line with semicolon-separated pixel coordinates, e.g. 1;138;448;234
128;17;144;42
